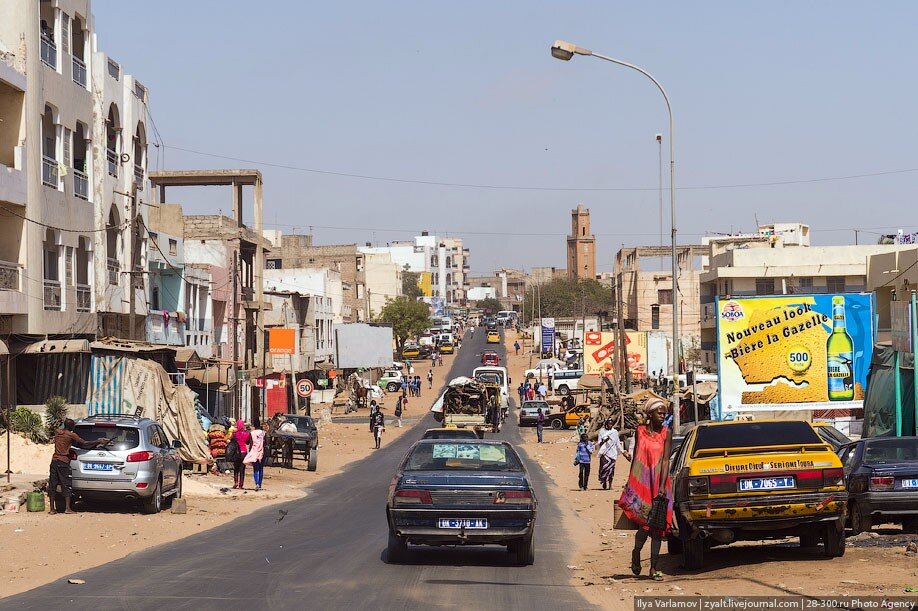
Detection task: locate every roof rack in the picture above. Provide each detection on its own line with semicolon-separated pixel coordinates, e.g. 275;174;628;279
83;413;145;421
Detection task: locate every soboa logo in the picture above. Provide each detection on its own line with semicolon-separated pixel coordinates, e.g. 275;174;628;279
721;300;745;322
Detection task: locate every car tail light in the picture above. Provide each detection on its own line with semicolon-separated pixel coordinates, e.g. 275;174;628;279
393;489;432;505
126;451;154;463
688;476;709;496
870;476;894;491
822;468;845;487
495;490;532;504
135;482;148;489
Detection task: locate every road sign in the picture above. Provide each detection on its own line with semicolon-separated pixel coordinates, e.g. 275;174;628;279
295;378;314;398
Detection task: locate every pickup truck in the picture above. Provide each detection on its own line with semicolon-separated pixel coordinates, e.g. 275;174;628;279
431;377;502;438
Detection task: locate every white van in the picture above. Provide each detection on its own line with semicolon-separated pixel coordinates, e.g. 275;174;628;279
472;366;510;408
549;369;584;396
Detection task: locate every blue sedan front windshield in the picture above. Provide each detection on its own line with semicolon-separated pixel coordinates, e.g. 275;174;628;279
404;443;523;471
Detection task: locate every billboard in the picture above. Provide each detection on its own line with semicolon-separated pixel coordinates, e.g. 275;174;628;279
541;318;555;354
716;293;874;415
583;331;648;380
333;323;394;369
417;272;432;297
268;328;296;355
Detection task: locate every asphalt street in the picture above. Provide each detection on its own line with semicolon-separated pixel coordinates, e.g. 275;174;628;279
5;329;592;610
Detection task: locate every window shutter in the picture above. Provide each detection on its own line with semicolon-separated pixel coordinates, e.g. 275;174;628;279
62;13;70;54
63;127;72;166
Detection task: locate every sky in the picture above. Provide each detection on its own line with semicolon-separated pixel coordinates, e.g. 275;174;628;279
93;1;918;275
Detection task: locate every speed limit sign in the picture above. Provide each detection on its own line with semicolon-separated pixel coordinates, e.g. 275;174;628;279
295;378;314;398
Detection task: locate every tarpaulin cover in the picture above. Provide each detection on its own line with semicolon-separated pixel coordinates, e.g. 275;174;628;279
87;354;210;462
862;344;915;438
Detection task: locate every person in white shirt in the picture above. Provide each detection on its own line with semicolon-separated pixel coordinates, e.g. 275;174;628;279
597;418;630;490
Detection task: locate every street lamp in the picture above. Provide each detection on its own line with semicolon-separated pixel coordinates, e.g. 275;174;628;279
550;39;682;430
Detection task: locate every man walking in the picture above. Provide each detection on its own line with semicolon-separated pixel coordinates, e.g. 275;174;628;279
513;340;520;355
427;369;434;389
49;419;109;514
372;408;386;449
536;408;545;443
517;382;526;406
394;394;404;427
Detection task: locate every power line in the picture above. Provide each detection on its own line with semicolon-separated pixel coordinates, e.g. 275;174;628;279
163;143;918;192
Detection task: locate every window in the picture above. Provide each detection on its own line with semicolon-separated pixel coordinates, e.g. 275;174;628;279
151;286;160;310
797;277;813;292
651;304;660;330
168;238;177;256
826;276;845;294
266;259;282;270
755;278;776;295
657;289;673;305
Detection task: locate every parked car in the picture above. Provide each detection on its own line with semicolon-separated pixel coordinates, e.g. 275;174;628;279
524;359;565;380
481;351;501;366
69;414;183;514
669;420;848;569
546;405;592;430
518;400;550;426
440;342;455;355
548;369;584;396
813;422;853;451
378;369;405;393
402;344;421;360
386;439;537;565
838;436;918;534
487;330;501;344
421;428;480;440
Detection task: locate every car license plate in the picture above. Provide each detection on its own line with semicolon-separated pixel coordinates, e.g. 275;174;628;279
438;518;487;529
739;476;795;491
903;479;918;489
85;462;113;471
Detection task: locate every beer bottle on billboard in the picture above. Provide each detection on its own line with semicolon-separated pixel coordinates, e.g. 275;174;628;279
826;296;855;401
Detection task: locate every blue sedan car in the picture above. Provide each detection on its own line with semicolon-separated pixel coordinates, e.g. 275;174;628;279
386;439;537;565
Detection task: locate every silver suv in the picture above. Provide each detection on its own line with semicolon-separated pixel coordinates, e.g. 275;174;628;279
70;414;183;514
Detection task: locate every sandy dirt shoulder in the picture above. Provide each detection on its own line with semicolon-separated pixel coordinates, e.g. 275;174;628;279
0;351;457;598
504;331;918;610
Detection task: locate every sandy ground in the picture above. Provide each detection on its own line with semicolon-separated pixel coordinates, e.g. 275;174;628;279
505;331;918;610
0;349;457;598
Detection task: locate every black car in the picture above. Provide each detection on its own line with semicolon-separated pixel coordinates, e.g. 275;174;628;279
838;436;918;534
386;439;537;565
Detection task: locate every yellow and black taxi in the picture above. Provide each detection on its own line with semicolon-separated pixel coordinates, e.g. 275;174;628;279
547;405;592;430
401;344;421;360
669;420;847;569
439;342;455;355
486;330;501;344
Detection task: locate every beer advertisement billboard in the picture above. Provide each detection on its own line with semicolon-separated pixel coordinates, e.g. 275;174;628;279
583;331;648;380
417;272;432;297
716;293;874;415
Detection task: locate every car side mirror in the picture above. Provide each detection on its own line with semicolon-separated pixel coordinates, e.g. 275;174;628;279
172;439;183;449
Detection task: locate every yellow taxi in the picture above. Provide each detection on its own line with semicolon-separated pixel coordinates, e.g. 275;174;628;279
547;405;592;429
439;342;455;355
670;420;847;569
401;345;420;359
486;330;500;344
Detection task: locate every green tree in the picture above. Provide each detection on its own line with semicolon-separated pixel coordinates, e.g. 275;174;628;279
401;266;422;300
476;297;503;315
377;297;432;353
44;395;68;439
523;278;612;322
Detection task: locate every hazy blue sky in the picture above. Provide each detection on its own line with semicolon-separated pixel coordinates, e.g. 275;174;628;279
94;1;917;274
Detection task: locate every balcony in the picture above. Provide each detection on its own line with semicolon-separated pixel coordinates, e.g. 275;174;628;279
72;56;87;88
40;36;56;70
106;149;119;177
76;283;91;312
107;257;120;285
107;58;121;81
43;279;61;311
0;260;20;291
42;156;59;188
133;163;144;185
74;169;89;200
133;265;144;290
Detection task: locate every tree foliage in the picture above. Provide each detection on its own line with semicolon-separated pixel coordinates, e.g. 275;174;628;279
44;395;68;439
401;269;422;300
476;297;503;315
522;278;612;323
377;297;432;352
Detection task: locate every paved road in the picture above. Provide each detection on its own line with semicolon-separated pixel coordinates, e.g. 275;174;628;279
6;329;592;610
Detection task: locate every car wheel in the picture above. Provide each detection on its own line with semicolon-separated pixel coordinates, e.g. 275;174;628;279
387;383;399;393
550;419;563;430
850;502;872;535
308;448;318;472
823;522;846;557
142;479;162;515
387;530;407;563
508;534;535;566
558;385;570;396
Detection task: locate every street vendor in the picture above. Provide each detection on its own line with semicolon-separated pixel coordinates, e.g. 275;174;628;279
49;419;110;514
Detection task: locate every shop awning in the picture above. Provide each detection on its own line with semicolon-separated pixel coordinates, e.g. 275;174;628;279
90;341;176;355
23;339;90;354
316;362;336;372
185;364;234;389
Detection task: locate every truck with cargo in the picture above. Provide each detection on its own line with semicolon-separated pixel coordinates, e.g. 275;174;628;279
431;376;502;438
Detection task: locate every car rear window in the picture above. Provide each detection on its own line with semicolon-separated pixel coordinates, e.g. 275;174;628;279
74;425;140;451
693;421;821;454
287;417;314;433
864;438;918;464
404;442;523;471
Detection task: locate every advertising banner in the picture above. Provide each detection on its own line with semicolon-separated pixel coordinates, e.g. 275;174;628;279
890;301;913;353
716;293;874;415
583;331;648;380
646;332;669;377
269;328;296;355
540;317;555;354
417;272;433;297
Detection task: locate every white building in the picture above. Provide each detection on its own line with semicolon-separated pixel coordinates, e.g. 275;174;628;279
360;250;402;318
264;268;341;363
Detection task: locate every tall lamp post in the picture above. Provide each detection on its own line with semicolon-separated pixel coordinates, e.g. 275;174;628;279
551;40;681;430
